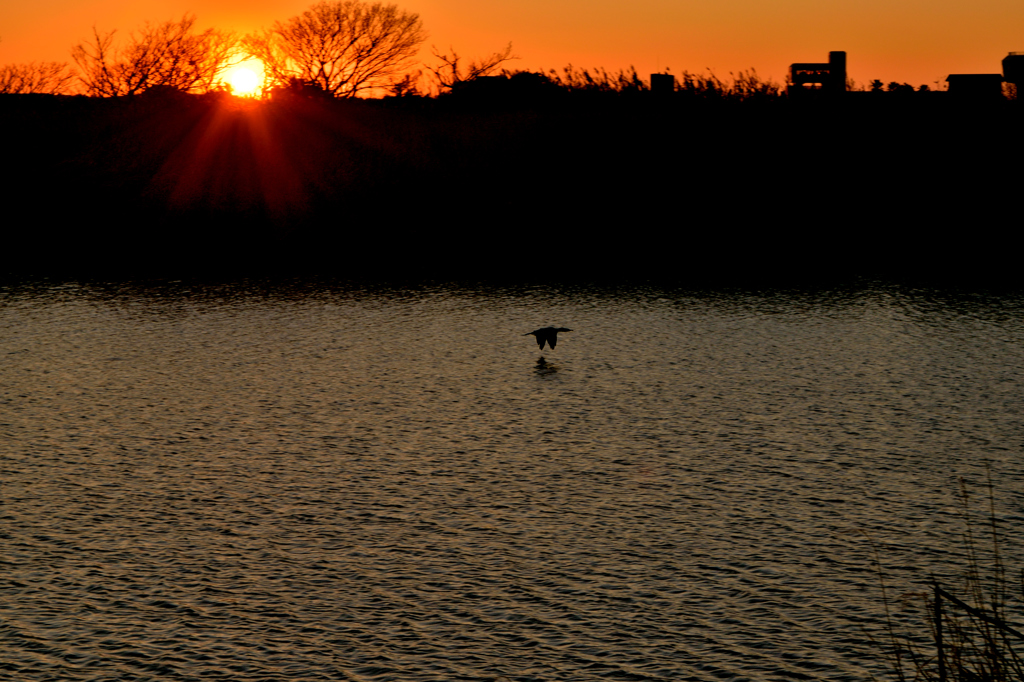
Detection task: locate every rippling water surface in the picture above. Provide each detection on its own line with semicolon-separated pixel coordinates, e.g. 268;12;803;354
3;280;1023;681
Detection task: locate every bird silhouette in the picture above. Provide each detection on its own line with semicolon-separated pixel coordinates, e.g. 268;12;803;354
525;327;572;350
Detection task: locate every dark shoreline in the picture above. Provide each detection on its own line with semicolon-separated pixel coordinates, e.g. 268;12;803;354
4;91;1020;285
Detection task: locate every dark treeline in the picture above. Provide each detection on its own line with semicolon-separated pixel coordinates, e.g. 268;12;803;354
3;87;1021;285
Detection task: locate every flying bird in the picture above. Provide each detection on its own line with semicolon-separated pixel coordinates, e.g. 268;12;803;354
525;327;572;350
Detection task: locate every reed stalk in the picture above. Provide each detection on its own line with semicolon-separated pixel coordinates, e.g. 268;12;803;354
876;472;1023;681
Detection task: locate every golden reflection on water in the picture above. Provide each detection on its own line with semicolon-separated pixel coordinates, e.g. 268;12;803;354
2;280;1023;681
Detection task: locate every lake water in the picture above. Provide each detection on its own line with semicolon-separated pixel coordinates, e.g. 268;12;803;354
3;279;1023;682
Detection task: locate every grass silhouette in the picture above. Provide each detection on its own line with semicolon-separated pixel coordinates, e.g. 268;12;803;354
875;475;1023;682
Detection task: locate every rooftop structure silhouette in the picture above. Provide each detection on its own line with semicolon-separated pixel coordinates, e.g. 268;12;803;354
788;51;847;97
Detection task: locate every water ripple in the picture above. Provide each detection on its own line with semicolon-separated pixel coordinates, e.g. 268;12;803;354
2;280;1023;681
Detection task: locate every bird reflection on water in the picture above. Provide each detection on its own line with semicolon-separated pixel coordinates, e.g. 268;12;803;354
534;356;559;376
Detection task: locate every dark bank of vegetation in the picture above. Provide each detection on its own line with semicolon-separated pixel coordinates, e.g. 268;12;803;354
4;86;1021;285
2;0;1022;284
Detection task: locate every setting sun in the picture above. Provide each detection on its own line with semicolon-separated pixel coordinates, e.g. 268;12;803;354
224;62;262;96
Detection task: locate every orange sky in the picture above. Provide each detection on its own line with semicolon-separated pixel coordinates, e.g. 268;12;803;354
2;0;1023;90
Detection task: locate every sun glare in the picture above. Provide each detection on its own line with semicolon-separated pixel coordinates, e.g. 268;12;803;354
224;62;262;97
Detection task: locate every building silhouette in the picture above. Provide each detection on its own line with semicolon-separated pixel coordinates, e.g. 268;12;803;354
945;73;1003;98
650;73;676;95
788;51;847;96
1001;53;1024;94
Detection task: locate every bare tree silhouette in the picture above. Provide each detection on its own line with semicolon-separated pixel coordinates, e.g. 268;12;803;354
72;15;238;96
0;62;76;94
243;0;425;98
426;42;517;93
